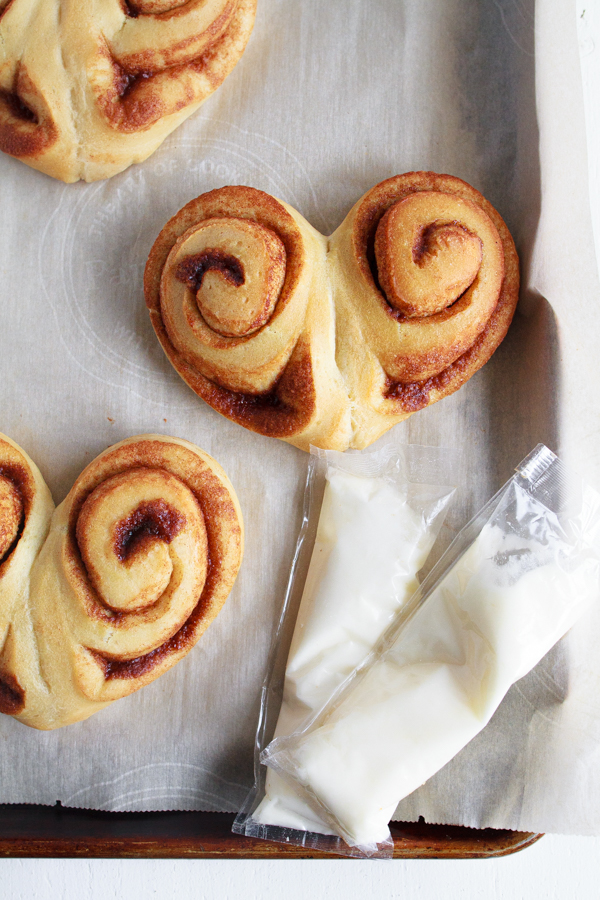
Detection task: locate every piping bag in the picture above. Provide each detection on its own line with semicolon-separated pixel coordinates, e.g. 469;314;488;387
261;445;600;857
234;442;456;856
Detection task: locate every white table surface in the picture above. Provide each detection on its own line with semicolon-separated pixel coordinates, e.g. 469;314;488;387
1;833;600;899
4;3;600;897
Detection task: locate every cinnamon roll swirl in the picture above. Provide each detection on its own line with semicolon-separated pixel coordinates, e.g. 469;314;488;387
145;185;352;451
0;0;256;182
0;434;243;730
329;172;520;447
146;174;519;451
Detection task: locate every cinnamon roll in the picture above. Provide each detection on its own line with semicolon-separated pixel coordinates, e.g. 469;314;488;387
146;174;519;451
145;185;352;452
329;172;520;448
0;435;54;719
0;434;243;729
0;0;256;182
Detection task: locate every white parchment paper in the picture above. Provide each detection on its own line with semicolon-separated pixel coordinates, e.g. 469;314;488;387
1;0;600;834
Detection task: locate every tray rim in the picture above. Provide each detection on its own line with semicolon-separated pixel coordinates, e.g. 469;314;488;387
0;804;543;859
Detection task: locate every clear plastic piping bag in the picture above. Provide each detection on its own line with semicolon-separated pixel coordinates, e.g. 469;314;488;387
259;445;600;858
233;442;457;858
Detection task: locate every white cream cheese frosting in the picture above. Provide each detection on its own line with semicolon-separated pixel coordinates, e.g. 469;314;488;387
254;468;436;832
268;518;599;848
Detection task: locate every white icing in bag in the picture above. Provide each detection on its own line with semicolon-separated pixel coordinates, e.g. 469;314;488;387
253;468;440;833
265;498;600;850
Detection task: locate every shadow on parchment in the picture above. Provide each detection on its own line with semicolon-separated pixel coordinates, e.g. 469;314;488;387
455;0;562;485
483;291;560;488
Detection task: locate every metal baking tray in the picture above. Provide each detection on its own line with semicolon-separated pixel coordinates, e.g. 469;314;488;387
0;805;541;858
0;0;569;857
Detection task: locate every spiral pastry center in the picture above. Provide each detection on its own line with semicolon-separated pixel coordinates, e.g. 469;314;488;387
76;467;207;614
375;191;492;317
125;0;191;14
0;475;23;562
167;217;286;339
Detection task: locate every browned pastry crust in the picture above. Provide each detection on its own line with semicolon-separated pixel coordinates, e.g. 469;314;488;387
0;435;54;719
0;433;243;729
330;172;520;447
145;185;352;451
145;174;520;451
0;0;256;182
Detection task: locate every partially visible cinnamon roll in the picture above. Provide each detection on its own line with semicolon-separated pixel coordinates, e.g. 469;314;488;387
0;435;54;719
145;185;352;452
0;0;256;182
0;433;243;730
146;174;519;451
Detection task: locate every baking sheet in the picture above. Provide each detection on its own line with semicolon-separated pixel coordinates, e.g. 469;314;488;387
1;0;600;835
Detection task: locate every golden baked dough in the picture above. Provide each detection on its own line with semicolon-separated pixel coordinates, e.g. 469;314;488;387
145;185;352;450
330;172;519;449
0;433;243;729
0;435;54;719
145;173;520;451
0;0;256;182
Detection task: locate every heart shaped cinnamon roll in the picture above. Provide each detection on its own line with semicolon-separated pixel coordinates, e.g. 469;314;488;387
0;0;256;182
146;173;519;451
0;433;243;729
